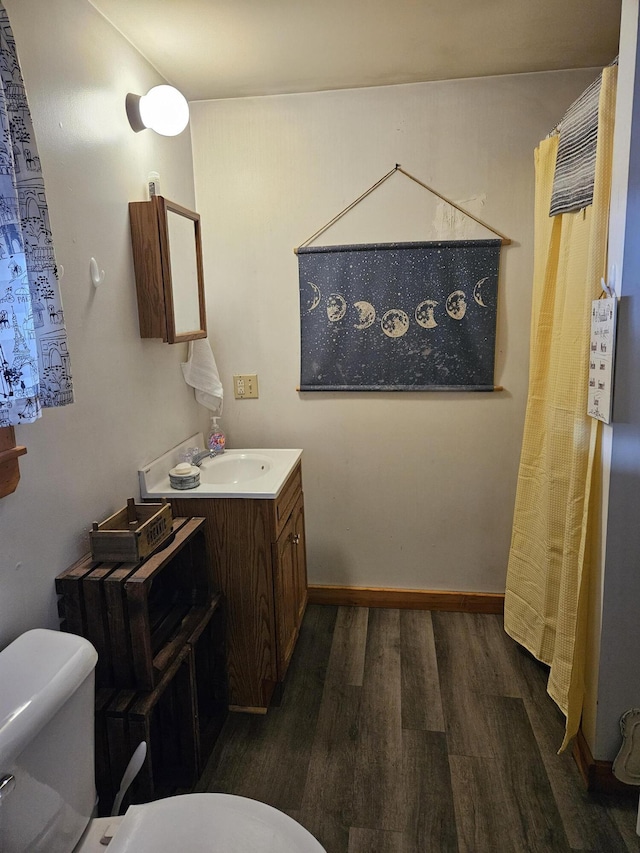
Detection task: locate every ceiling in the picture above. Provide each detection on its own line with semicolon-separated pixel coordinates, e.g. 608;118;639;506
89;0;621;102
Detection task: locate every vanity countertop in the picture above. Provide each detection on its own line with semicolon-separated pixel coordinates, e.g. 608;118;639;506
139;434;302;500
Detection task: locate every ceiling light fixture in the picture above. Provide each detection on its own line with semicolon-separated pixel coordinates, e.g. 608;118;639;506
126;85;190;136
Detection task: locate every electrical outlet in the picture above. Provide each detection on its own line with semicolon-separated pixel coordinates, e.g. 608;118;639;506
233;373;259;399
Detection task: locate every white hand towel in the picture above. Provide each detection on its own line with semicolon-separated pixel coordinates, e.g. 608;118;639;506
181;338;223;414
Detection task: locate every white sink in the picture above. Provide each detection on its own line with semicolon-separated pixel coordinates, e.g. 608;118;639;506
198;452;272;485
139;434;302;499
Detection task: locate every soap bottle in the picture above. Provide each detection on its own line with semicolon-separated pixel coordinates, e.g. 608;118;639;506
207;416;226;453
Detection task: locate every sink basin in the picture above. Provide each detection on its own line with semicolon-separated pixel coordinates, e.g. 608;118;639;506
198;453;272;485
139;434;302;499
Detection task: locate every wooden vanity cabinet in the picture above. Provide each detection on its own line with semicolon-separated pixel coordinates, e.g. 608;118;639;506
169;461;308;712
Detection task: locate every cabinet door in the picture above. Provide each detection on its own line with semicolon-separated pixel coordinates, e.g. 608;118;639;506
272;492;308;682
291;496;308;625
273;508;299;681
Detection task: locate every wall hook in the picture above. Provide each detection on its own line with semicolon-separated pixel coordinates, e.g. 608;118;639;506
90;257;105;287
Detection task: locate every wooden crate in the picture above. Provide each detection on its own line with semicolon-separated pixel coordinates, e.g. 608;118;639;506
124;519;211;690
187;597;228;767
95;599;227;816
89;498;173;563
95;687;116;814
56;517;211;689
104;644;198;815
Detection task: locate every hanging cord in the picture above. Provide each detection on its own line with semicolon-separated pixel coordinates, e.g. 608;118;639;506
295;164;511;252
296;165;399;252
396;166;511;245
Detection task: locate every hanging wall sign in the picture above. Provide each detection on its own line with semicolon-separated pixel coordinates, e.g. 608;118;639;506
298;239;501;391
587;296;617;424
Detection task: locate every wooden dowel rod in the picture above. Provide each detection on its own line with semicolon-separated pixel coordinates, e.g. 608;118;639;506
296;386;505;392
295;166;399;253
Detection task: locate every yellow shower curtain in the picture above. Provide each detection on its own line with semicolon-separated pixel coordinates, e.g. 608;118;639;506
504;65;617;750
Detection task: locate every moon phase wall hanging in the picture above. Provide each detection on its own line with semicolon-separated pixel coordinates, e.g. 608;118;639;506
298;239;502;391
295;165;509;392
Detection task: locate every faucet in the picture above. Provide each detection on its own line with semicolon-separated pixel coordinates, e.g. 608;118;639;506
191;448;224;467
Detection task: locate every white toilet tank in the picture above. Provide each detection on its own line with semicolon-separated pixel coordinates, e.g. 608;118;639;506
0;628;98;853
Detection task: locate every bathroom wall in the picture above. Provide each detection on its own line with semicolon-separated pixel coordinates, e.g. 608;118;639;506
0;0;206;648
190;69;599;593
590;0;640;761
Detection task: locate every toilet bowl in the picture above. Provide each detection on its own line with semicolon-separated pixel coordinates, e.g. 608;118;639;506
0;629;325;853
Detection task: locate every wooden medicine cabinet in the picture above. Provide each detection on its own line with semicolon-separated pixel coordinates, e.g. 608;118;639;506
129;196;207;343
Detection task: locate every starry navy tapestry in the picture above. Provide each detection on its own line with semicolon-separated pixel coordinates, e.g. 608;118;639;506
298;240;501;391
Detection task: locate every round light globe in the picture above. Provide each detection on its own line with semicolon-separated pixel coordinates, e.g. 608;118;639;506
138;85;189;136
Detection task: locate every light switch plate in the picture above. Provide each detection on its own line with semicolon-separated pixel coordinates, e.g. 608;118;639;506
233;373;259;399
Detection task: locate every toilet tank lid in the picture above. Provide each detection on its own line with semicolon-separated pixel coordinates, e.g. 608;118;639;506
0;629;97;765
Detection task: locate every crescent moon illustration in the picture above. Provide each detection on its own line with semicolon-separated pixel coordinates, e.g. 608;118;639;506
445;290;467;320
473;277;489;308
353;300;376;329
415;299;439;329
381;309;410;338
301;281;322;313
327;293;347;322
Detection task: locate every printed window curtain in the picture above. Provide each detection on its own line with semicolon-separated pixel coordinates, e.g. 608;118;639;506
504;65;617;750
0;3;72;426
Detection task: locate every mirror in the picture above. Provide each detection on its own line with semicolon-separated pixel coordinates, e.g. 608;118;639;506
161;198;206;342
129;196;207;344
166;206;202;338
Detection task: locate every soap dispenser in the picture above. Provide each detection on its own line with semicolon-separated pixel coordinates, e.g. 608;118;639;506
207;416;226;453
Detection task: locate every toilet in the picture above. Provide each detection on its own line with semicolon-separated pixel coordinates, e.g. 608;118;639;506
0;629;326;853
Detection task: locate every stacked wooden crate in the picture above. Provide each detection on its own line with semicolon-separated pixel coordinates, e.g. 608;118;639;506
56;515;228;815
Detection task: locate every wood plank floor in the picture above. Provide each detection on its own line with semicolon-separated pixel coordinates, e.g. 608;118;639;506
196;605;640;852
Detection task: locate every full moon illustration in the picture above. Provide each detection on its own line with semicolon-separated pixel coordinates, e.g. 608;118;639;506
381;309;410;338
353;300;376;329
473;277;489;308
301;281;321;313
415;299;439;329
327;293;347;322
445;290;467;320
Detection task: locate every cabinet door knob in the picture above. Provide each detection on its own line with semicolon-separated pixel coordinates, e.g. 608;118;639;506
291;533;300;545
